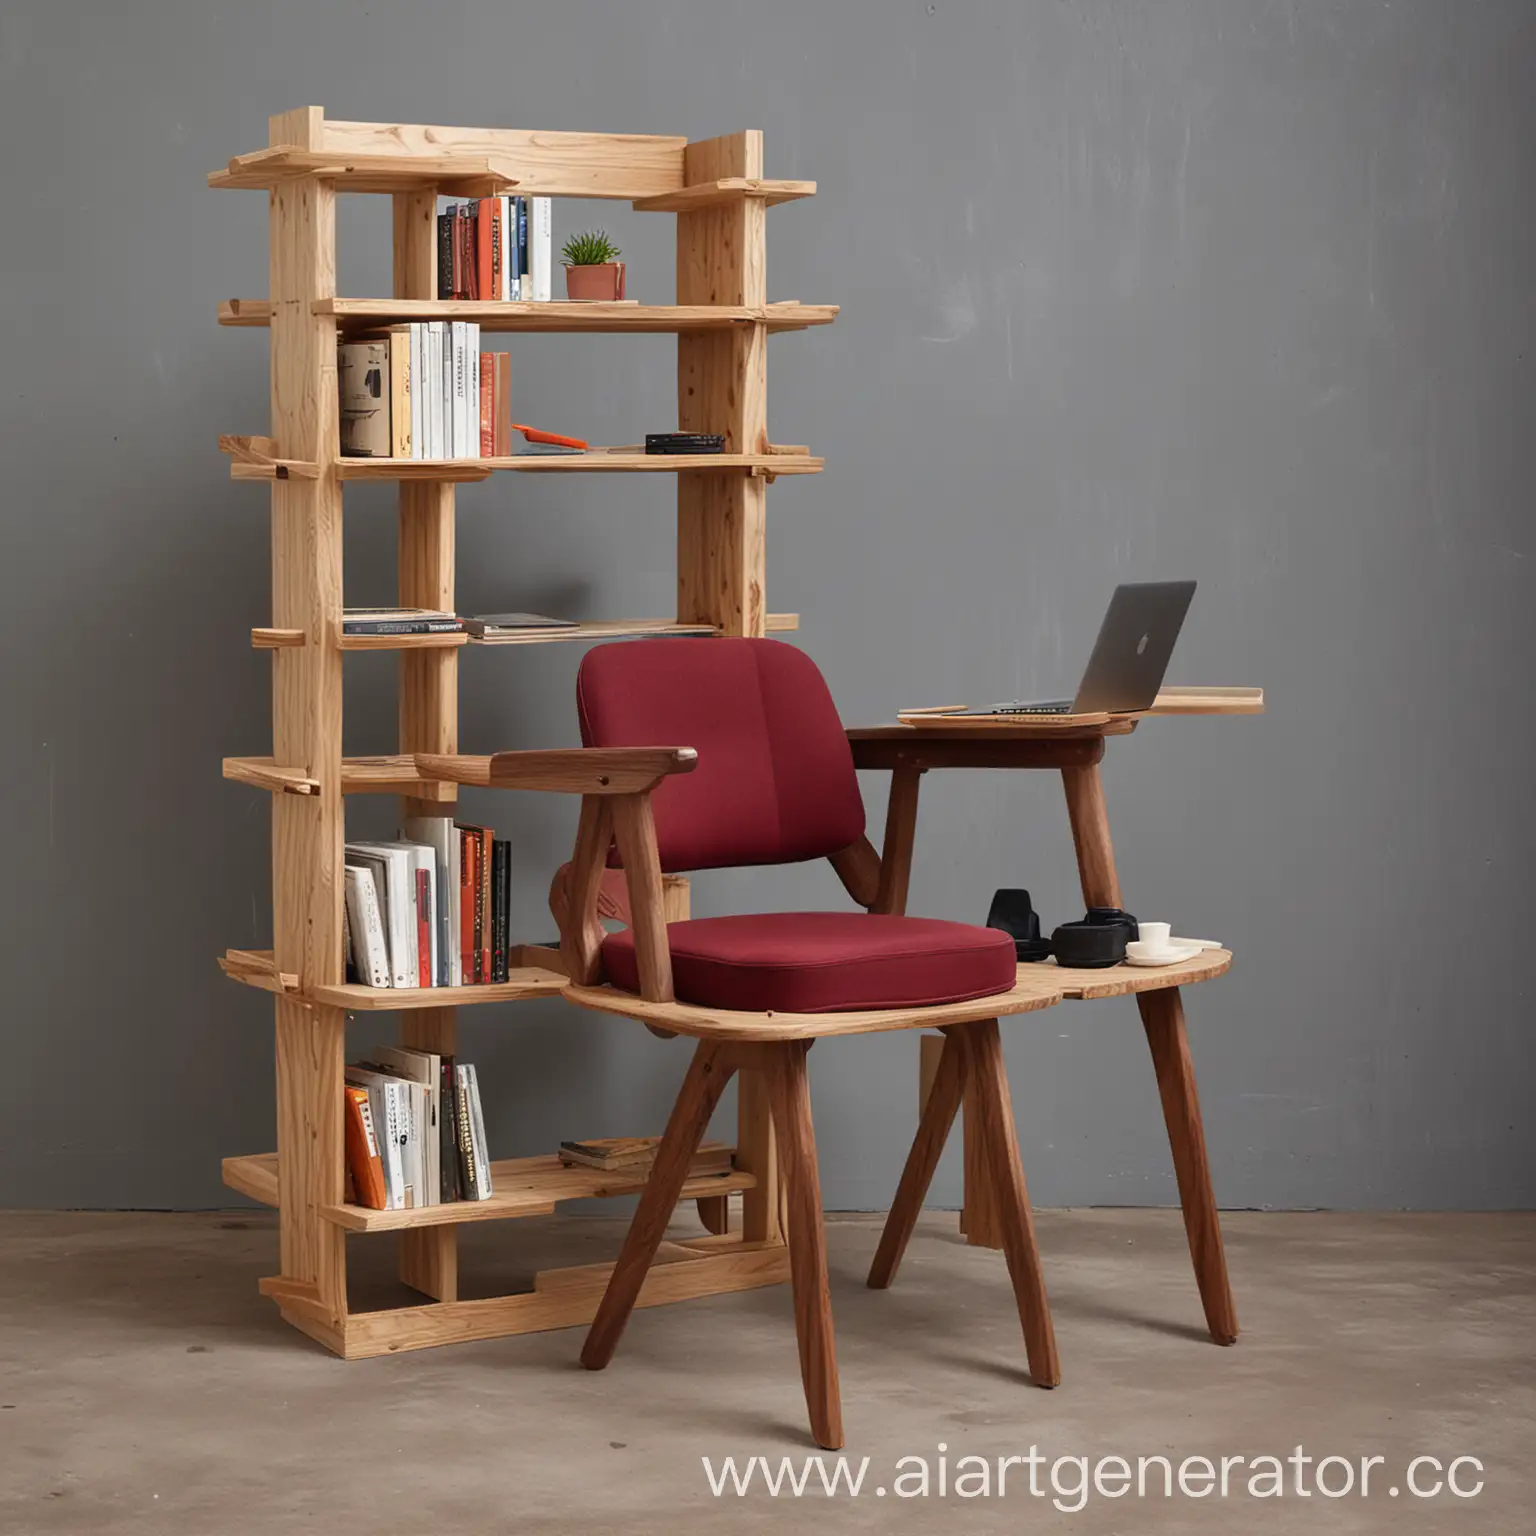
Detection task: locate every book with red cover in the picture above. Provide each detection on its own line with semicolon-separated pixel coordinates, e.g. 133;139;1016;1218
414;867;432;991
479;353;494;457
477;201;496;305
460;205;477;299
343;1085;387;1209
478;828;493;983
458;827;478;983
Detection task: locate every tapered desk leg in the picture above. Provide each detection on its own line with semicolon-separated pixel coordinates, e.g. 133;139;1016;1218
1138;987;1239;1344
1061;760;1237;1345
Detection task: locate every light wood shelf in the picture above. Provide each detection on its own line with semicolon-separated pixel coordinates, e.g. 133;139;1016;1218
632;177;815;211
217;105;824;1359
222;1150;755;1232
219;947;566;1008
209;146;519;195
220;298;838;333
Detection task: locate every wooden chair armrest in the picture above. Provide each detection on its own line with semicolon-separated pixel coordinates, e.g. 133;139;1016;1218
415;747;696;794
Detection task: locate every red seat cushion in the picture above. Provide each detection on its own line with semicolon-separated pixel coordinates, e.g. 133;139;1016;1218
602;911;1017;1014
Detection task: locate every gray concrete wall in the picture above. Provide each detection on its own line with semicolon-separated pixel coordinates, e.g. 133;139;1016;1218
2;0;1532;1211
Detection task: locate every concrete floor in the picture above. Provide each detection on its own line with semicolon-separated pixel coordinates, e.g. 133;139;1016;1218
1;1208;1531;1534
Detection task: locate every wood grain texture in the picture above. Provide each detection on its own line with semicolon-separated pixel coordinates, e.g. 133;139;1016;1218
609;795;673;1003
581;1042;739;1368
828;836;882;910
415;747;696;794
952;1020;1060;1387
632;176;814;211
562;970;1064;1041
470;614;800;644
336;1242;789;1359
1045;949;1232;999
873;766;922;915
275;999;348;1329
317;1154;755;1233
333;451;819;480
676;130;769;640
1138;987;1239;1345
561;795;614;986
961;1066;1005;1251
763;1042;844;1450
321;119;690;199
1061;762;1123;909
869;1031;965;1288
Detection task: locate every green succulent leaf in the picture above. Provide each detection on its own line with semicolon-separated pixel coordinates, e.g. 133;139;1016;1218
560;230;622;267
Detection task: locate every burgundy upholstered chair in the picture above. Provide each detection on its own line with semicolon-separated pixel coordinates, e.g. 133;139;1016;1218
419;638;1067;1448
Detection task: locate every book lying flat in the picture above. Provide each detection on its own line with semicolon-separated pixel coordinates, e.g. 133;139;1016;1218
463;613;577;636
343;607;465;636
558;1137;733;1175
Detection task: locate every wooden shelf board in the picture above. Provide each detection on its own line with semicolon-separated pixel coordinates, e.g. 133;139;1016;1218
469;613;799;645
338;629;470;651
218;948;565;1008
251;627;306;649
222;757;319;796
209;146;518;196
222;1152;279;1208
632;177;815;212
318;1153;756;1232
336;450;822;480
1044;948;1233;1000
219;298;836;333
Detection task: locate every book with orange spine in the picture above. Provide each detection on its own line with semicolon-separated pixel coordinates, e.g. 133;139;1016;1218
458;827;478;983
479;353;494;457
343;1085;387;1209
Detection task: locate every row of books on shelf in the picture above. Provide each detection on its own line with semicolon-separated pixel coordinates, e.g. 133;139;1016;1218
344;1047;492;1210
341;608;577;637
340;323;510;460
343;822;512;989
439;195;552;302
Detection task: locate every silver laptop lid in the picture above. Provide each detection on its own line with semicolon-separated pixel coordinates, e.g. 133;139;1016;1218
1072;581;1197;713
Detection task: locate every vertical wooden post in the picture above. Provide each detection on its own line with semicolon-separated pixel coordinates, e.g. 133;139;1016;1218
394;186;461;1301
675;130;780;1242
267;107;347;1328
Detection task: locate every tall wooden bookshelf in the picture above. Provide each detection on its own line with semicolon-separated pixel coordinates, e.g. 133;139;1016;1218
214;108;834;1358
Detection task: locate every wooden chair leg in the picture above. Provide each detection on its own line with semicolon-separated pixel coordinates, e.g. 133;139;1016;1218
762;1042;844;1451
1138;987;1239;1345
695;1195;730;1234
580;1041;737;1370
952;1019;1061;1387
868;1032;966;1288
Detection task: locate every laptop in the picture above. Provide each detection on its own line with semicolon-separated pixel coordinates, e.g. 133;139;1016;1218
981;580;1196;716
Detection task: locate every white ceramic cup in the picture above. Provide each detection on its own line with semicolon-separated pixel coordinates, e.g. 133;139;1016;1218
1137;921;1172;951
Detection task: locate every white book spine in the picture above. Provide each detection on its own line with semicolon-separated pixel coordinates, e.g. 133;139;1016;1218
344;867;391;987
499;195;512;300
532;197;552;302
381;1083;406;1210
469;322;480;457
409;323;422;461
464;1063;492;1198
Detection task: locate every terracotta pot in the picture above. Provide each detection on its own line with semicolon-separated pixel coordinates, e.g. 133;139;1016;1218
564;262;626;302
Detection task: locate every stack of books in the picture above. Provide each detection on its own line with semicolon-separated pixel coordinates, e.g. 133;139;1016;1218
343;822;512;990
342;607;466;637
557;1137;735;1179
438;196;552;302
344;1049;493;1211
339;325;512;460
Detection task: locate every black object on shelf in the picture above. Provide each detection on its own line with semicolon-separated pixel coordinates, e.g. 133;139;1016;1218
985;888;1053;963
646;432;725;454
1051;907;1140;968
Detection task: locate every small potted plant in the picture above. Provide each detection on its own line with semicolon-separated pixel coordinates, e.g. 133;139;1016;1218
561;230;625;302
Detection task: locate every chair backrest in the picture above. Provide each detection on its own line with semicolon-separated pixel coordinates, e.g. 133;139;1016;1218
577;638;866;873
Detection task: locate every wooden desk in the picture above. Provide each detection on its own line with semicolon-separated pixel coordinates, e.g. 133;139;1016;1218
840;692;1260;1347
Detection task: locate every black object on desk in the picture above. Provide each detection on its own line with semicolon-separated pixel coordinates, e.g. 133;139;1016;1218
985;889;1053;963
